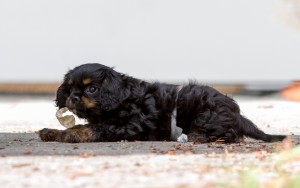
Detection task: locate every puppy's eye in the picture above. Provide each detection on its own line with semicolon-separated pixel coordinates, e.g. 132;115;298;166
85;86;98;94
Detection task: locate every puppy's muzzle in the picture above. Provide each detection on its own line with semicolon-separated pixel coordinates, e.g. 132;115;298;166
70;95;80;104
66;95;80;110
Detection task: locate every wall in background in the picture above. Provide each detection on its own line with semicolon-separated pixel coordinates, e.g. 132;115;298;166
0;0;300;84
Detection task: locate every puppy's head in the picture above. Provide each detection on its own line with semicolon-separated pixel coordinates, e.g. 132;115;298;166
55;63;130;120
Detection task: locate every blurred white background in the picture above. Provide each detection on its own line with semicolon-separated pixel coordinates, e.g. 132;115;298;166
0;0;300;83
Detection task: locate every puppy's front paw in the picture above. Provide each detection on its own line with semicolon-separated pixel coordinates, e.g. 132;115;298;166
38;128;61;142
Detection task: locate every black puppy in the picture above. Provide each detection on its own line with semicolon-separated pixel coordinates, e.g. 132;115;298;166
38;63;286;143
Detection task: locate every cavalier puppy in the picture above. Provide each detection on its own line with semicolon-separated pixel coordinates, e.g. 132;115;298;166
38;63;286;143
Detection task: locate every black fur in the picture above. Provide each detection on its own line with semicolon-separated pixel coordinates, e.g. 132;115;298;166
39;63;286;143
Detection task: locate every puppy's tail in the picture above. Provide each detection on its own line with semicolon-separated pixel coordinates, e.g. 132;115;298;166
240;116;286;142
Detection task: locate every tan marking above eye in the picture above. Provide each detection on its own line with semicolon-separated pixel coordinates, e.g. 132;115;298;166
81;96;96;108
82;78;92;85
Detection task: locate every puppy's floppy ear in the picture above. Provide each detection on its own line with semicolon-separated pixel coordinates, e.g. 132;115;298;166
98;69;130;111
55;74;70;109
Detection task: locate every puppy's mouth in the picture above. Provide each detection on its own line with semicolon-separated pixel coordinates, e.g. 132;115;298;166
66;98;87;118
69;107;87;118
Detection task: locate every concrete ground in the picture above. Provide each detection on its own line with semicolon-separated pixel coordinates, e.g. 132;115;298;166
0;94;300;187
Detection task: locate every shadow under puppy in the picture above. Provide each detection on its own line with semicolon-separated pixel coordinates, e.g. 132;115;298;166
38;63;286;143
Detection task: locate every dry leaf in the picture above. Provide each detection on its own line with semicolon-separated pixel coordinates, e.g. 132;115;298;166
167;150;176;155
69;171;93;180
227;146;235;152
12;163;32;168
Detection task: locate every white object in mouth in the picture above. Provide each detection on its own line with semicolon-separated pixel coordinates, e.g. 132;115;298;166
55;107;76;128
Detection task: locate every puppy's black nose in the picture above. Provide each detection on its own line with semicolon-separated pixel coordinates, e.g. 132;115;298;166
71;96;80;104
